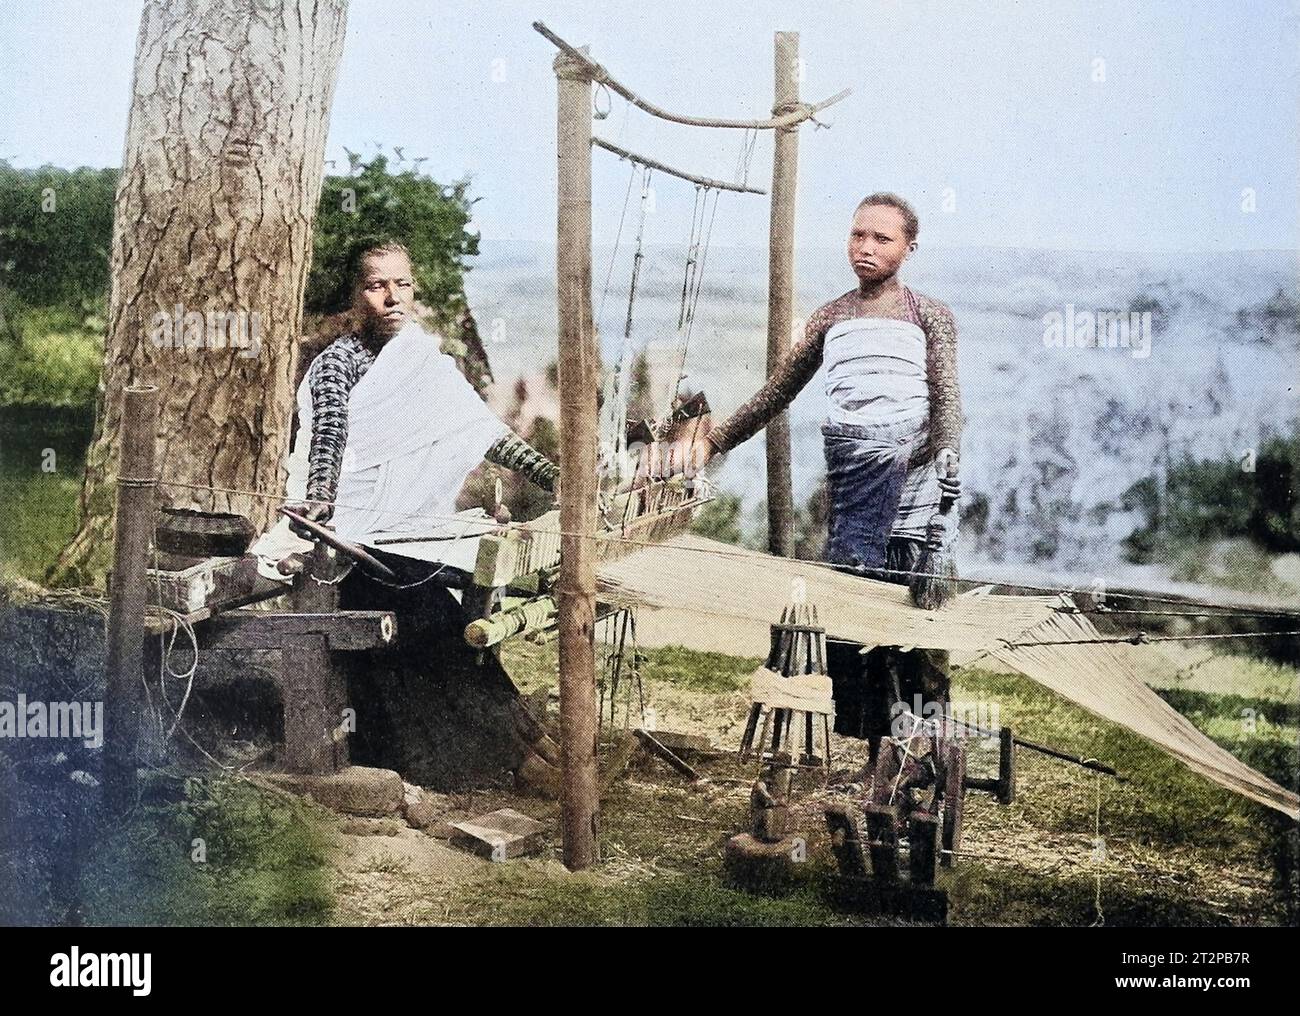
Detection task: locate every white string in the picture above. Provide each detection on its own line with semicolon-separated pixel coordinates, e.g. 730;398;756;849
1089;764;1106;927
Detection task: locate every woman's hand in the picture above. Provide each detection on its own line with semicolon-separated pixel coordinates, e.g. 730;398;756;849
629;430;716;490
934;447;961;502
286;499;334;538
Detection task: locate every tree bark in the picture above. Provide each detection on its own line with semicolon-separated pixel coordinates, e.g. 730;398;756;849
51;0;348;586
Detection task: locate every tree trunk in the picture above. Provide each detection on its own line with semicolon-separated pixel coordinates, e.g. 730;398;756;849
50;0;348;586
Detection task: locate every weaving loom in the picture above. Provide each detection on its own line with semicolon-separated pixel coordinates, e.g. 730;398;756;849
598;533;1300;820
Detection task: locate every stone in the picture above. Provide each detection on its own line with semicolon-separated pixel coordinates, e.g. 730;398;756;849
401;783;446;832
340;816;405;837
262;765;404;817
450;808;547;861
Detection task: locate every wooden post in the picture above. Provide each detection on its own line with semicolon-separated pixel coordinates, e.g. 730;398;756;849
285;544;347;774
103;385;158;812
765;31;800;557
554;45;600;870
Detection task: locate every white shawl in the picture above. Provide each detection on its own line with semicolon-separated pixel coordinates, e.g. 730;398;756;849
252;322;507;574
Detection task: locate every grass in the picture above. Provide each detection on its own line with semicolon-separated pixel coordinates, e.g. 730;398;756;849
952;666;1283;854
503;635;760;698
75;776;335;926
442;865;862;927
0;469;82;583
0;303;103;409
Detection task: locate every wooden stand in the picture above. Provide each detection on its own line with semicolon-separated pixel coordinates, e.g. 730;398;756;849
823;802;948;924
739;603;834;770
104;385;159;812
147;541;396;776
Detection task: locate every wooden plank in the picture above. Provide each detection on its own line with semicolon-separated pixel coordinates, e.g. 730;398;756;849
200;610;396;652
600;730;641;796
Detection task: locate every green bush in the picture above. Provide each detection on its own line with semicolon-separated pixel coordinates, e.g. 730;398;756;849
0;162;117;307
307;153;480;325
0;153;485;408
1123;429;1300;561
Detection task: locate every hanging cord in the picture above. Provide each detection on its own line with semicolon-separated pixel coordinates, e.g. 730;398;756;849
670;186;720;409
676;185;705;330
596;163;638;493
146;517;200;746
735;126;758;187
1089;764;1105;927
597;162;638;327
601;162;653;494
623;165;653;342
593;81;613;120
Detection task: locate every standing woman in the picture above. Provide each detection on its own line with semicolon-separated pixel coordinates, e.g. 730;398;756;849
672;191;962;579
658;193;963;744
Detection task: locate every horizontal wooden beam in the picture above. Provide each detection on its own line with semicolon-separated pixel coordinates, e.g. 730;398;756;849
593;137;766;194
534;21;850;130
199;610;397;651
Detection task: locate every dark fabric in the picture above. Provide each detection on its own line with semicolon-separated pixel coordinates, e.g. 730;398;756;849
337;553;529;790
822;433;911;571
825;536;952;752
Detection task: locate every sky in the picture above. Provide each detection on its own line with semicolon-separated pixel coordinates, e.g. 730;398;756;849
1;0;1297;252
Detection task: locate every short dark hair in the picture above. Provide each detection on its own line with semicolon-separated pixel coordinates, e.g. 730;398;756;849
855;193;919;243
348;240;412;292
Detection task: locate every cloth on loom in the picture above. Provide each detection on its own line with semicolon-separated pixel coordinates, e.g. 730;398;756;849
251;322;509;577
991;612;1299;819
598;533;1299;819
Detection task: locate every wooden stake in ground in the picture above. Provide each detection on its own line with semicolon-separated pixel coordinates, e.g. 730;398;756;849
51;0;348;585
103;386;158;812
765;32;800;558
554;46;600;871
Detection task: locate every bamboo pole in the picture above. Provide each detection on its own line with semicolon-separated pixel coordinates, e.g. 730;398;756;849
554;45;600;870
765;32;800;557
103;384;158;812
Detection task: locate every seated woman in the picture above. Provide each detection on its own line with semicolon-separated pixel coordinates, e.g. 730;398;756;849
253;239;562;791
291;239;554;544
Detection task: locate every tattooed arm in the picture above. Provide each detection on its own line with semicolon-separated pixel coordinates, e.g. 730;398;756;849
917;296;962;493
297;337;372;528
485;431;558;493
